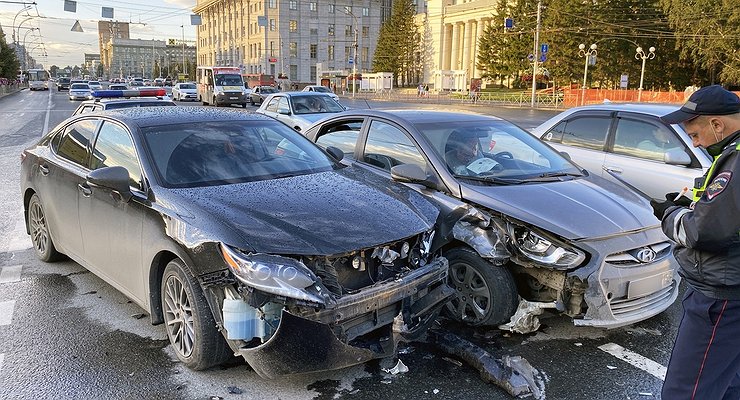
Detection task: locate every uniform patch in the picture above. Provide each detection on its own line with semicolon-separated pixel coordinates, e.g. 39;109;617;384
705;171;732;201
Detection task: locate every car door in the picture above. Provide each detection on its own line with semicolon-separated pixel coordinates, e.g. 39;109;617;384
603;114;706;199
41;119;99;259
539;112;612;177
272;96;294;127
78;120;147;303
313;117;366;161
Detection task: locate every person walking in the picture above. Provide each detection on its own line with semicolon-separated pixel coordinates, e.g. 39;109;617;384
650;85;740;400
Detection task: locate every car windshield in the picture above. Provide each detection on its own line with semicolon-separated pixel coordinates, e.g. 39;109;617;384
215;74;243;86
414;120;582;182
143;120;336;188
71;84;89;89
179;84;196;89
89;81;100;85
291;95;345;115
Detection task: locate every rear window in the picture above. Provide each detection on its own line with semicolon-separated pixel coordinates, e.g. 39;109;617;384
71;84;89;89
179;84;196;89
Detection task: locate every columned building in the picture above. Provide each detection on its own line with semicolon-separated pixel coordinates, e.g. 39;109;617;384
425;0;497;90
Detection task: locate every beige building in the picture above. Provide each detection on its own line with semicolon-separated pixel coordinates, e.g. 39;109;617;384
193;0;425;85
101;38;197;79
98;21;130;57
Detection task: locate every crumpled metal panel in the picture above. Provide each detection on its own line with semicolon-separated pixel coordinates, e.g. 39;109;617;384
451;207;510;261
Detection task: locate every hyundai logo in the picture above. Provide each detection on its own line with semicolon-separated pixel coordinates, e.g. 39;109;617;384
636;248;657;263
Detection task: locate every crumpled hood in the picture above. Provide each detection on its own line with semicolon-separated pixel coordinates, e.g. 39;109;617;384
460;175;659;240
165;166;438;255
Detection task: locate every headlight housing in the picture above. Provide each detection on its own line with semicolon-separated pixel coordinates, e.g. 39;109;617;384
513;228;586;269
220;244;325;304
215;90;224;96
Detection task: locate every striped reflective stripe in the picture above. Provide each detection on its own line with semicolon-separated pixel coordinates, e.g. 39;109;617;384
673;208;692;247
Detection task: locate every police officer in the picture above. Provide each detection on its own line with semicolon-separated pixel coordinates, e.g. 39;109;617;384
651;85;740;399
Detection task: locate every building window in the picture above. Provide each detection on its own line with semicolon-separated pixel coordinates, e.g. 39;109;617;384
270;41;275;57
310;28;318;35
290;65;297;80
328;24;335;36
310;2;317;11
345;46;351;61
345;6;352;14
328;4;335;13
362;7;369;16
345;25;352;36
289;42;297;57
269;0;276;8
289;0;297;10
270;19;275;31
310;65;316;81
310;44;317;59
361;47;368;63
362;26;369;38
328;45;334;60
290;20;298;32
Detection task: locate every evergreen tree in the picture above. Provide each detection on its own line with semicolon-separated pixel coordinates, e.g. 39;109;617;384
372;0;420;86
0;29;20;80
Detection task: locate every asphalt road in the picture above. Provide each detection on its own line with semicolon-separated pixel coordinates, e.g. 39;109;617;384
0;86;681;400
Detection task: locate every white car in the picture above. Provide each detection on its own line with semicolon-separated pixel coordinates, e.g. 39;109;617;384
172;82;198;102
255;92;346;132
88;81;102;91
68;83;93;101
302;85;339;101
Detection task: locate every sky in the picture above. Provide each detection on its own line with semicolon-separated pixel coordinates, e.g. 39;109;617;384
0;0;199;67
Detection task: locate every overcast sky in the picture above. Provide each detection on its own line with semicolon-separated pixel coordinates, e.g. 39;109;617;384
0;0;198;68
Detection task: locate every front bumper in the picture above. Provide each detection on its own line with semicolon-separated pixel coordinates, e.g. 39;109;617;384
216;92;246;104
239;257;451;378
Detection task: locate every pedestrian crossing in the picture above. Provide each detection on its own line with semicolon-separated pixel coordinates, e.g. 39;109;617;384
0;264;21;376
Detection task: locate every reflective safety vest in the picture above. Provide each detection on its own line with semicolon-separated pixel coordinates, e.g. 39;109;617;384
693;142;740;201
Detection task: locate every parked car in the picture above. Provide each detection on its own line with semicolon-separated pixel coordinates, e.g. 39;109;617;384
255;92;346;132
20;107;450;378
249;85;279;106
305;109;680;328
71;90;176;115
87;80;103;91
171;82;198;102
531;103;712;200
302;85;340;101
109;84;128;90
68;83;93;101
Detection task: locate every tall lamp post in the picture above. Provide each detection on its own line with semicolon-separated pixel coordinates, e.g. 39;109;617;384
344;7;358;98
635;46;656;102
578;43;597;106
21;27;38;70
12;5;32;45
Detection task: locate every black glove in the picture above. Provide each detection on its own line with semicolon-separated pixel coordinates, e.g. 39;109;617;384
650;199;676;220
665;192;693;207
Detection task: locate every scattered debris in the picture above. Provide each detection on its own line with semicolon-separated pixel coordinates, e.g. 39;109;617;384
209;396;224;400
498;299;557;334
626;327;663;336
398;345;415;354
422;354;434;360
227;386;243;394
348;389;360;395
130;313;146;320
574;343;583;347
382;359;409;375
638;392;654;396
442;356;463;367
433;389;440;395
380;379;392;384
81;290;97;295
431;330;545;399
607;365;618;370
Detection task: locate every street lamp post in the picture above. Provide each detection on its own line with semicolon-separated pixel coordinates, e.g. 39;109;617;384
12;5;32;45
344;7;359;98
21;27;38;70
578;43;597;106
635;46;656;102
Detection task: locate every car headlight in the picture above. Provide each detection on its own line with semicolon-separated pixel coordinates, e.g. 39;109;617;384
514;228;585;269
220;244;325;304
215;90;224;96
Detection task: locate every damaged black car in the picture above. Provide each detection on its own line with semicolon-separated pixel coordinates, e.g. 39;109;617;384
20;108;451;377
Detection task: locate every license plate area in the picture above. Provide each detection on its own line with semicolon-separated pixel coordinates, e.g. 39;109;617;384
627;271;672;298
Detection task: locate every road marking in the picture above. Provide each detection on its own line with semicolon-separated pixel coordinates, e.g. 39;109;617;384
598;342;667;381
0;300;16;326
0;265;22;284
0;219;31;254
0;354;4;373
43;88;52;134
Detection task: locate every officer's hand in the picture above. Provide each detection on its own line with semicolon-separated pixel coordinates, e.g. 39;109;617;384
650;199;676;220
665;192;692;207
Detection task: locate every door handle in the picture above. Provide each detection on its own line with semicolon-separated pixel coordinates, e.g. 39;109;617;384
38;164;49;176
604;166;623;174
77;183;92;197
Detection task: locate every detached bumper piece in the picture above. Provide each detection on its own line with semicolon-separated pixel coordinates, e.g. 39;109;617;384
240;258;451;378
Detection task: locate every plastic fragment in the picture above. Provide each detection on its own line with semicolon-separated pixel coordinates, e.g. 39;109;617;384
442;356;463;367
607;365;617;370
227;386;243;394
382;359;409;375
131;313;146;319
498;299;557;334
433;389;440;394
638;393;653;396
574;343;583;347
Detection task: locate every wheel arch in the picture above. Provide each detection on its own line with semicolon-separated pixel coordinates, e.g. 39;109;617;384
147;250;180;325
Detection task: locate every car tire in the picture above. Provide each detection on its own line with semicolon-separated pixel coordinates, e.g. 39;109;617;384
213;97;220;107
250;98;255;106
444;247;518;326
242;102;247;108
28;194;64;262
161;259;232;370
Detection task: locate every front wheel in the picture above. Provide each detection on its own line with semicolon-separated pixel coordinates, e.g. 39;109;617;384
444;247;518;326
28;194;64;262
250;97;255;106
161;259;232;370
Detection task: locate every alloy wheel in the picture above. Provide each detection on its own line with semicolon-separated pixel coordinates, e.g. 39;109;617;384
29;201;49;256
163;274;195;358
447;262;491;323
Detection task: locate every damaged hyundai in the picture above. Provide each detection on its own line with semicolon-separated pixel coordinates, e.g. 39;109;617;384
20;107;452;378
305;110;680;330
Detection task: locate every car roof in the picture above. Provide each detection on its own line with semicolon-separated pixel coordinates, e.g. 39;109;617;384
337;109;504;124
101;106;276;128
560;102;681;117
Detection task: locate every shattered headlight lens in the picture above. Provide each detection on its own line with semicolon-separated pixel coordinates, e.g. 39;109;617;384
220;244;325;304
515;229;586;269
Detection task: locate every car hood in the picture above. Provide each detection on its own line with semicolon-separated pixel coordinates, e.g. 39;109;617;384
178;89;197;93
165;166;438;255
460;175;658;240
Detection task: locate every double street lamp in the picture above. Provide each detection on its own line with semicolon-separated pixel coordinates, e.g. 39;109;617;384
635;46;656;102
578;43;597;106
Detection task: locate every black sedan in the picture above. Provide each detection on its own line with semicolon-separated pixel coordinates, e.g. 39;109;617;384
20;107;451;378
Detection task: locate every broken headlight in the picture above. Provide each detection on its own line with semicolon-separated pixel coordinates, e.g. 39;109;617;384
220;244;325;304
514;228;586;269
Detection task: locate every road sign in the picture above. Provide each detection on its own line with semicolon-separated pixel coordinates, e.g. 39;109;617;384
527;54;535;62
348;57;354;65
541;43;549;54
539;54;547;62
257;16;267;27
620;74;629;89
505;18;513;29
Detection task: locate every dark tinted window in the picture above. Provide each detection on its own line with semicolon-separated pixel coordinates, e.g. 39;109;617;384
542;121;566;143
560;117;610;150
91;121;143;189
363;120;426;171
56;119;98;166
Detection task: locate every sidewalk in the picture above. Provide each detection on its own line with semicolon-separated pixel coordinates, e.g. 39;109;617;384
0;85;24;99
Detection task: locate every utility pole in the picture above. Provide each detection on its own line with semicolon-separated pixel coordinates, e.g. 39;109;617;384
530;0;541;108
181;24;186;78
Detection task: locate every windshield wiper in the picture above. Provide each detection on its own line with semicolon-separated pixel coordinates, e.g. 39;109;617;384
518;171;583;182
455;175;523;185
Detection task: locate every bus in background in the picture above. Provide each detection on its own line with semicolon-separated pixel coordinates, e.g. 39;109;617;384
196;66;248;107
243;73;275;89
26;69;50;91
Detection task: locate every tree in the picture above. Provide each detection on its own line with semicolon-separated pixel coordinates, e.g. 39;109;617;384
96;63;104;78
372;0;421;86
49;65;59;77
0;30;20;80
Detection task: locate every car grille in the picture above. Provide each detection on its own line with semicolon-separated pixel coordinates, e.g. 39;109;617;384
610;281;676;318
604;241;672;267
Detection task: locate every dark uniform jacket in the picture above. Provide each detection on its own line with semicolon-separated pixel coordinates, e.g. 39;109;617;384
661;129;740;299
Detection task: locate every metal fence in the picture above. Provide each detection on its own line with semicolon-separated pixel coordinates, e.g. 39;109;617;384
354;89;565;109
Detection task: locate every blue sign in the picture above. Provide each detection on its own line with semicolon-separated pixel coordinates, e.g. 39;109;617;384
541;43;549;54
348;57;354;65
504;18;513;29
539;54;547;62
527;53;535;62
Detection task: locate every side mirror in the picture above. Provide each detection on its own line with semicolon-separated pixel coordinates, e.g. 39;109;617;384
391;164;427;183
664;148;691;166
277;107;291;115
86;166;133;202
325;146;344;162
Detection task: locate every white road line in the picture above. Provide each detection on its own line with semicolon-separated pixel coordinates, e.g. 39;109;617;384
0;219;31;254
0;300;16;326
0;265;22;284
43;88;52;134
0;354;4;373
598;342;667;381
